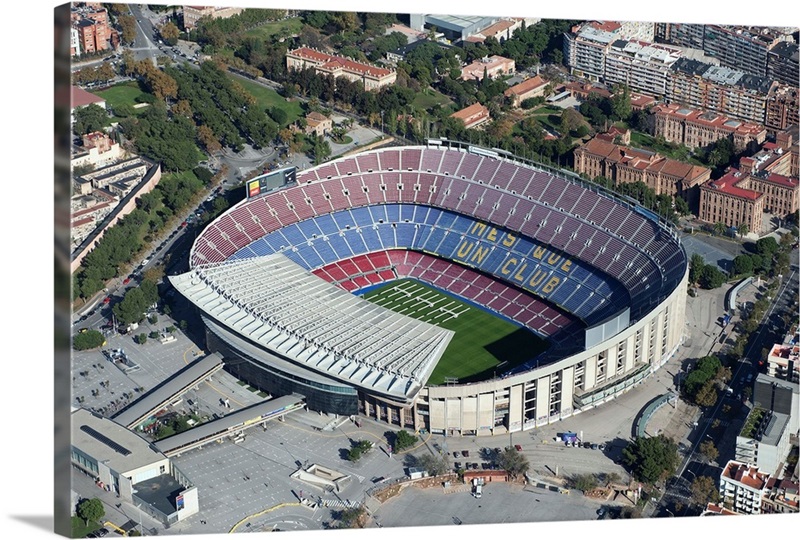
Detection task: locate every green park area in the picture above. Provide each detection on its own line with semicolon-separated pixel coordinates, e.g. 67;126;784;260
96;82;150;115
229;74;304;126
243;17;304;40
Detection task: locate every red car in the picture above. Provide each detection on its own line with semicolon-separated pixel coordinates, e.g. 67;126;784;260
181;221;188;228
514;444;522;451
103;297;111;304
123;278;131;285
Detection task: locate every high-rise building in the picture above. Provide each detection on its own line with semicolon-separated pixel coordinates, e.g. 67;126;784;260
766;85;800;134
668;58;776;125
767;42;800;88
702;25;792;78
604;40;682;97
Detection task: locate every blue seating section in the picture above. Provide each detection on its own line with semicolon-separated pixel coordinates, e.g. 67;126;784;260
231;204;627;321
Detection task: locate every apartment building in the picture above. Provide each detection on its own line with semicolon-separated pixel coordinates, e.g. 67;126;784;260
573;134;711;204
702;25;792;78
654;22;705;50
765;85;800;134
604;40;682;97
182;5;244;31
735;407;793;477
720;460;771;514
460;55;515;81
71;4;110;55
698;169;765;234
767;343;800;383
668;58;776;125
286;47;397;91
767;42;799;88
450;103;491;129
563;21;620;81
652;103;767;153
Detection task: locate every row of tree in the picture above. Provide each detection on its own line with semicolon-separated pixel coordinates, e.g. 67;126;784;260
682;355;730;408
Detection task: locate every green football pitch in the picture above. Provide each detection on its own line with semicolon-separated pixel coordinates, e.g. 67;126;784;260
361;279;549;385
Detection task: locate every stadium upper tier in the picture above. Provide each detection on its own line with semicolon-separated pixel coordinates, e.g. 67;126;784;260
170;254;454;404
190;145;685;324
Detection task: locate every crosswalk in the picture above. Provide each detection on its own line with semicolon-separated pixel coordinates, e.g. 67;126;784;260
321;498;362;509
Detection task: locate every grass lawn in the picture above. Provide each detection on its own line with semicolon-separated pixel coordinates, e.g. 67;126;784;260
71;516;101;538
243;17;303;40
530;105;564;116
96;82;148;110
229;73;304;126
412;89;452;111
362;279;548;385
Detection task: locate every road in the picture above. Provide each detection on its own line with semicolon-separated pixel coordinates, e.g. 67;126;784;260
653;252;799;517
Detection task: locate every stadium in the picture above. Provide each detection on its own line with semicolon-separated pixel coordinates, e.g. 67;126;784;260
170;140;688;436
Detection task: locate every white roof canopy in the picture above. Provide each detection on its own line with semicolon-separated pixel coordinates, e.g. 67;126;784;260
170;254;453;403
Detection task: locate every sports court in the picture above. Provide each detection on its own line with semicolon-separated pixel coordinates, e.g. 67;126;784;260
362;279;549;385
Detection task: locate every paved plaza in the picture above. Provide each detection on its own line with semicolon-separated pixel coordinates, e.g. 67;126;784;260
374;482;604;528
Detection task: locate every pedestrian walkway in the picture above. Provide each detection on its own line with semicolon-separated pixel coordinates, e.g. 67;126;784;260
321;498;362;509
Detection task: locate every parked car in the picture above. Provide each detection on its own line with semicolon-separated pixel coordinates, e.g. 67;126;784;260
453;451;459;458
514;444;522;451
462;450;469;457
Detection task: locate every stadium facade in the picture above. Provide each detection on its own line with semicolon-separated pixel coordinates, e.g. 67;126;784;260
171;142;688;436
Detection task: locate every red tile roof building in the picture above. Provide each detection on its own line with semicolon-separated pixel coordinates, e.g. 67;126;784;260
573;134;711;205
699;169;765;234
460;55;516;81
450;103;491;129
503;75;550;107
652;103;768;153
286;47;396;91
720;460;772;514
762;478;800;514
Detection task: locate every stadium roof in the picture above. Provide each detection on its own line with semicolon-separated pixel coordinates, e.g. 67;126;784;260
169;254;454;403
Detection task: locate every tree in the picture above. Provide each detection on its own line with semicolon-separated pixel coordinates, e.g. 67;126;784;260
713;222;726;236
756;236;779;259
73;104;108;136
268;106;288;126
73;330;106;351
689;253;706;285
77;498;105;526
160;21;180;45
699;264;726;289
118;14;137;45
694;381;718;408
338;506;366;528
690;476;720;507
394;430;418;452
417;453;450;476
622;434;679;484
732;254;754;277
496;446;530;479
347;440;373;462
136;333;148;345
569;473;599;492
737;222;749;238
560;108;585;134
699;440;719;463
674;196;690;216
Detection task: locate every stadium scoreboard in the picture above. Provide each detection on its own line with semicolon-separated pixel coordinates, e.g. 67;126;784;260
247;167;297;199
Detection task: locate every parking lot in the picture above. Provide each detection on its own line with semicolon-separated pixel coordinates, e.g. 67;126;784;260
167;415;409;534
374;482;604;528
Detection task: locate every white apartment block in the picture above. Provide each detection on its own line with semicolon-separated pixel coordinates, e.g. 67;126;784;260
720;460;771;514
605;40;682;97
